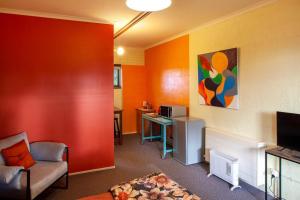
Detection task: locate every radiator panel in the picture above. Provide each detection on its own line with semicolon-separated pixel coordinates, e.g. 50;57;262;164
205;127;266;187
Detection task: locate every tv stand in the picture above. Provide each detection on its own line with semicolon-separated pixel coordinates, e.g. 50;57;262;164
292;150;300;158
276;146;285;151
265;148;300;200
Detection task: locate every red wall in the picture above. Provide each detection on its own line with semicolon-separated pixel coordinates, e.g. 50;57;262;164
0;13;114;172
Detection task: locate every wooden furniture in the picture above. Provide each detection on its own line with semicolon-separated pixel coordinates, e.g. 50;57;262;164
136;108;155;136
114;118;120;139
141;114;174;159
114;107;123;145
265;147;300;200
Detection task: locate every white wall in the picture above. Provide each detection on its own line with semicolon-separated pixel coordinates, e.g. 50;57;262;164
189;0;300;198
190;0;300;143
114;47;145;66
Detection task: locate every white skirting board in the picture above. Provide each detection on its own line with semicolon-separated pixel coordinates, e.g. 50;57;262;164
205;127;266;187
70;166;115;176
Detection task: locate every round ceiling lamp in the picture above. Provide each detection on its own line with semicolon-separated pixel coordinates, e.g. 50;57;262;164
116;47;125;56
126;0;172;12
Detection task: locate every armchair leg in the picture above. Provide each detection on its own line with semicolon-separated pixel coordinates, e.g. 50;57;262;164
26;170;31;200
65;172;69;189
65;146;69;189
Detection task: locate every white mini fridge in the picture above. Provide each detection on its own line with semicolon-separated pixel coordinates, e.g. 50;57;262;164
173;117;205;165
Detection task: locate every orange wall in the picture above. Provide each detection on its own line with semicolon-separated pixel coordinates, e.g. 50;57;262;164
145;35;190;111
122;65;147;133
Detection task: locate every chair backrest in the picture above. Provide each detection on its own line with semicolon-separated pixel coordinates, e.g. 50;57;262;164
0;132;30;165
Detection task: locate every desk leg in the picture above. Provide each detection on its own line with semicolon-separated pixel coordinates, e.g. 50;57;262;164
150;122;153;142
119;112;123;145
265;152;267;200
160;125;163;142
162;125;167;159
141;117;145;144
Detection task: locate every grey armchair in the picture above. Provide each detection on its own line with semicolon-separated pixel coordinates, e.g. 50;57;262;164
0;132;69;200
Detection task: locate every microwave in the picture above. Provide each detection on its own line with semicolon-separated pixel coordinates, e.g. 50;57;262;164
159;105;187;118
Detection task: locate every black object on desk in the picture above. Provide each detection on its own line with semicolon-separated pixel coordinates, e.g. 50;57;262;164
265;147;300;200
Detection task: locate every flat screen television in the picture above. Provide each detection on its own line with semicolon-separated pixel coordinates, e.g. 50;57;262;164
277;111;300;151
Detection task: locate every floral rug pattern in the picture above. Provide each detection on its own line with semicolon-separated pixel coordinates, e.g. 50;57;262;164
110;172;201;200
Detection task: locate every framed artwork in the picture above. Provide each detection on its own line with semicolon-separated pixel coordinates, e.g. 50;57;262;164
198;48;238;109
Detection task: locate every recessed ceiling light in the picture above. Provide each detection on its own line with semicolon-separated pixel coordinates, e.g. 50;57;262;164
126;0;172;12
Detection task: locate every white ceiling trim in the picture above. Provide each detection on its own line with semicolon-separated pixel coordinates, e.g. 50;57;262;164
0;7;111;24
145;0;278;50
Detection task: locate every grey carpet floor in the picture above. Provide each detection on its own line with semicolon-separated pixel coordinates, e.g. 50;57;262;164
40;134;264;200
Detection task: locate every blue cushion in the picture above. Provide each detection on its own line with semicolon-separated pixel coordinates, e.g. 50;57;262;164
30;142;66;161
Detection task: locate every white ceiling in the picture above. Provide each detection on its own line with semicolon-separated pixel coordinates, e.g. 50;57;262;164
0;0;273;48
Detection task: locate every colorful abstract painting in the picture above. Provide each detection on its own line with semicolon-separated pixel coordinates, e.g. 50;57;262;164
198;48;238;109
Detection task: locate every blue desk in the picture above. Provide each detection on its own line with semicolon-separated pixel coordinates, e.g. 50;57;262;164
141;114;173;159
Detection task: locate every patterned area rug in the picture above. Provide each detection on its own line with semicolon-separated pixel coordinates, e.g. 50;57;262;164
110;172;201;200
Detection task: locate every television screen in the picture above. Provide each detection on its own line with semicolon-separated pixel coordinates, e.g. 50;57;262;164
277;111;300;151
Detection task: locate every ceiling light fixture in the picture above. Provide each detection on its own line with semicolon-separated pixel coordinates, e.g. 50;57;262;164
116;47;125;56
126;0;172;12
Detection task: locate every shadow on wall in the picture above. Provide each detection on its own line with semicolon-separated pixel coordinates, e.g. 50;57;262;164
260;112;276;144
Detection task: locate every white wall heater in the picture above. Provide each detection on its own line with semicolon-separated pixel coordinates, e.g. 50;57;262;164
205;127;267;188
207;150;241;191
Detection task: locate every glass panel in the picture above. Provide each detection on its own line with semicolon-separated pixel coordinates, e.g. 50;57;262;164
114;65;121;88
114;68;119;86
282;159;300;200
266;154;279;199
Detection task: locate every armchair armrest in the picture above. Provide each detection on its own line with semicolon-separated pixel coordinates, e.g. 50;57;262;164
0;165;24;184
30;142;67;162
